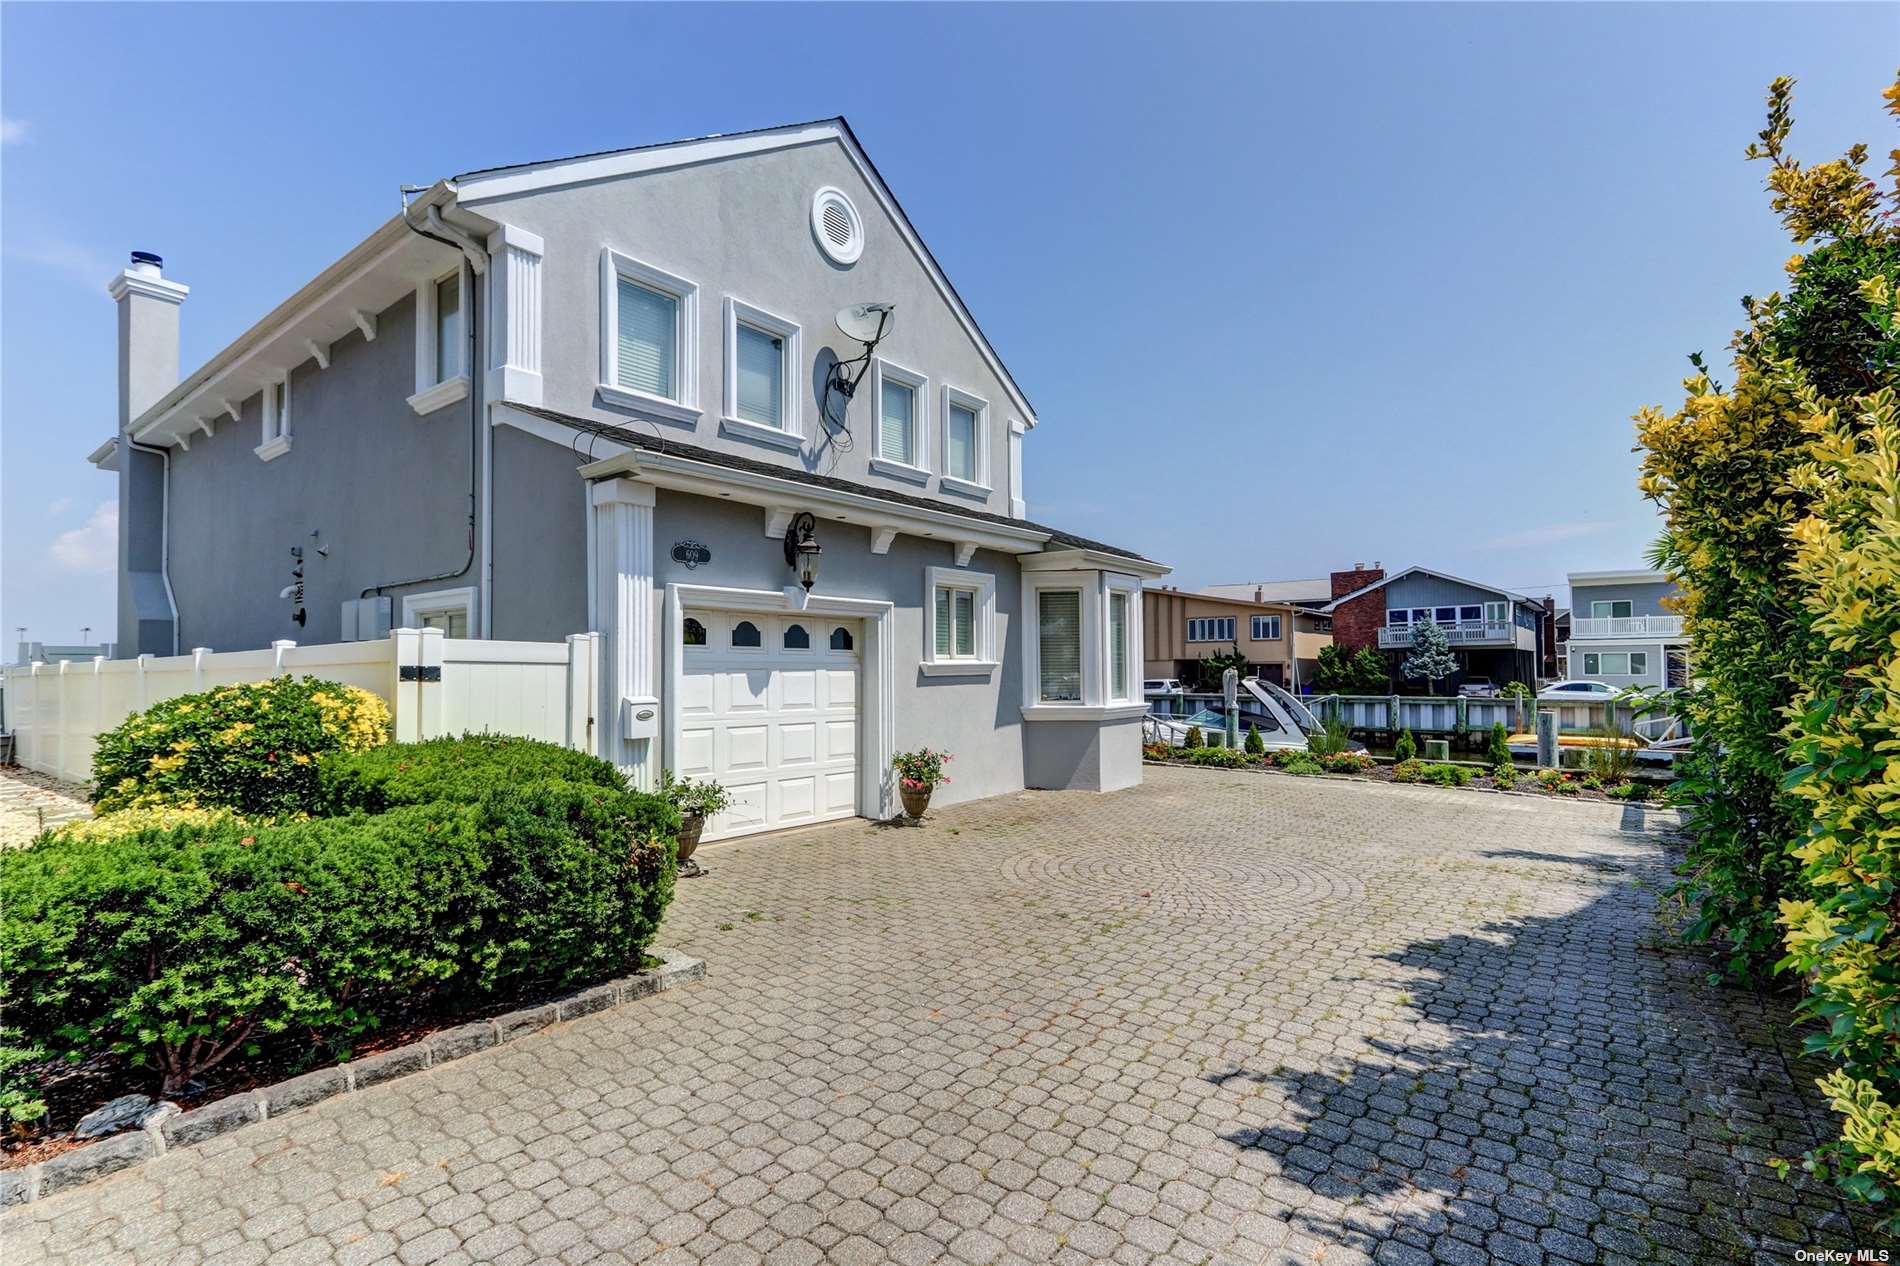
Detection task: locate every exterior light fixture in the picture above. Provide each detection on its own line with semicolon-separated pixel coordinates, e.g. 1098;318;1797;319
783;512;822;591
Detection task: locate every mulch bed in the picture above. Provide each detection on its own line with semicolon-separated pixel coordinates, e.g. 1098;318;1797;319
1;955;662;1168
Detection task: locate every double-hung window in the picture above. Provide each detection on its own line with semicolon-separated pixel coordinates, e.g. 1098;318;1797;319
940;386;988;494
721;298;801;448
410;268;471;416
922;567;997;677
870;360;929;482
1251;614;1281;640
257;375;291;461
1037;590;1083;703
600;250;699;423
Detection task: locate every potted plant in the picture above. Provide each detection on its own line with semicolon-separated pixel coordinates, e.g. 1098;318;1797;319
892;747;952;821
658;770;730;877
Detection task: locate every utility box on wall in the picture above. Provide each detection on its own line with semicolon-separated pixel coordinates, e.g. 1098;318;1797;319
340;596;392;642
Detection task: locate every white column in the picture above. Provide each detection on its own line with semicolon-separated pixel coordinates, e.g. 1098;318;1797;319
591;478;658;787
1007;420;1027;519
485;224;544;406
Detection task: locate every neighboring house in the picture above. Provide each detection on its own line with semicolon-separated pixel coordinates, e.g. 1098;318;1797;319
1198;577;1336;610
12;642;118;666
89;118;1168;836
1142;587;1332;688
1565;570;1687;689
1551;608;1571;678
1325;565;1551;691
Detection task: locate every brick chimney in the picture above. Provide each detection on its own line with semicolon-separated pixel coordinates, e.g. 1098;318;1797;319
1327;562;1387;652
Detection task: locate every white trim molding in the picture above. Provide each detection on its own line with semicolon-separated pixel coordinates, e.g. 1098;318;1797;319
410;265;470;416
1007;418;1027;519
720;296;803;450
1021;566;1151;720
922;565;999;680
869;357;930;480
598;247;700;426
938;384;991;497
485;223;545;406
665;582;897;824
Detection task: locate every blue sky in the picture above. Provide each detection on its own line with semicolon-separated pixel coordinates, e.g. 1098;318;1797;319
3;3;1892;646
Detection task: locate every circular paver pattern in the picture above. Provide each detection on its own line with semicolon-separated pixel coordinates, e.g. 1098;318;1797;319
999;836;1364;921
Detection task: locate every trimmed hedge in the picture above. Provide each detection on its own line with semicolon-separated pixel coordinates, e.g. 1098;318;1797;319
1;734;677;1117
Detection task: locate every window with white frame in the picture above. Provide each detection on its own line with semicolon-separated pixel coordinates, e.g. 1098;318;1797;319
256;376;291;461
409;267;470;416
871;360;928;479
922;566;997;675
941;386;988;491
722;298;800;446
1590;599;1634;619
1582;651;1647;676
1434;606;1457;623
599;249;699;421
1251;614;1281;640
1387;608;1409;626
1186;616;1235;642
1484;600;1508;624
1458;605;1481;622
1037;590;1083;703
1108;589;1133;702
402;587;475;639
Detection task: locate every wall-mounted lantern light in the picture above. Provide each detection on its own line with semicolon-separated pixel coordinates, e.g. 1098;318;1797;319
783;512;822;592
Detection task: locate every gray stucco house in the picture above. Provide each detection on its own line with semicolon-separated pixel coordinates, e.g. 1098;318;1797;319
93;118;1168;837
1563;569;1687;689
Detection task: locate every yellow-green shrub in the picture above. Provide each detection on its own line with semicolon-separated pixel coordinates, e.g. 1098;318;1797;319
45;803;237;845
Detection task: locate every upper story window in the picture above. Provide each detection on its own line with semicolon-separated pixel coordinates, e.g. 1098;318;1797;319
599;249;699;424
940;386;989;495
1387;608;1409;626
1187;616;1235;642
1590;599;1633;619
1458;605;1481;622
721;298;801;450
1434;606;1457;623
870;359;929;483
409;266;471;416
1251;614;1281;640
1484;600;1508;623
256;375;291;462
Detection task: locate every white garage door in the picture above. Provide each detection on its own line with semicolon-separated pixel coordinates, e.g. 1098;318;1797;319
676;610;861;841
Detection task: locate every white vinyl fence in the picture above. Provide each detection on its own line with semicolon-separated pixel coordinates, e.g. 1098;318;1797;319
2;629;599;786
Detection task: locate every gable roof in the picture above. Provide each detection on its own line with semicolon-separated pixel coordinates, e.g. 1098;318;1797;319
451;117;1038;427
505;402;1151;564
1321;565;1539;613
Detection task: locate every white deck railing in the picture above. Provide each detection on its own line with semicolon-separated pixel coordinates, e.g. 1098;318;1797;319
1570;615;1684;639
2;629;599;786
1377;621;1515;649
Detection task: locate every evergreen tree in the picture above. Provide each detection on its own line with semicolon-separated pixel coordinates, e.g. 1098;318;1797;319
1401;620;1459;694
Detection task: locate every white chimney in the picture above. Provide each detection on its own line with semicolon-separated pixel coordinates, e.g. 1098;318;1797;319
109;251;188;658
109;251;189;430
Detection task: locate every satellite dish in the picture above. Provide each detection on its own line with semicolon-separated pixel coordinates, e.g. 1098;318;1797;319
835;303;895;345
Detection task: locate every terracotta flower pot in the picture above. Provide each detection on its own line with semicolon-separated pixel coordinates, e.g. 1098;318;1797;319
676;814;706;876
900;786;932;821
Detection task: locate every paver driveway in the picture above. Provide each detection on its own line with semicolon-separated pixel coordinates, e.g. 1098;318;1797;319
0;766;1871;1265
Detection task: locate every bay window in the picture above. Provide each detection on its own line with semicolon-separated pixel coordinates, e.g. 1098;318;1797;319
1037;590;1083;702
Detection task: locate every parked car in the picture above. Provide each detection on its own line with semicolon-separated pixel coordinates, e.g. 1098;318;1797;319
1537;679;1618;701
1457;677;1497;698
1143;678;1184;694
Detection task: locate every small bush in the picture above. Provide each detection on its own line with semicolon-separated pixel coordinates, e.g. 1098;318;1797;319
1279;754;1324;776
1185;747;1251;769
1243;724;1265;756
44;802;238;844
1486;722;1512;769
1607;781;1652;801
1420;763;1474;787
1492;764;1518;790
1583;726;1638;784
1392;758;1424;783
1184;725;1204;750
316;733;624;815
1307;718;1354;757
1317;750;1375;774
1141;742;1173;762
1394;728;1418;762
92;677;390;817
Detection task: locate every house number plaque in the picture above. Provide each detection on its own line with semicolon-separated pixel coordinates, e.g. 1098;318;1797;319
671;540;712;569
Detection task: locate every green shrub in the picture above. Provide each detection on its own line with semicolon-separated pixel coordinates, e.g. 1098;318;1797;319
1392;758;1424;783
92;677;390;817
1184;725;1204;750
45;803;239;844
2;736;678;1115
1606;781;1651;801
1243;724;1265;756
1394;728;1417;762
1185;747;1250;769
1279;755;1324;776
1486;722;1512;769
316;733;625;815
1421;763;1474;787
1492;764;1518;791
1307;717;1354;757
1583;726;1638;785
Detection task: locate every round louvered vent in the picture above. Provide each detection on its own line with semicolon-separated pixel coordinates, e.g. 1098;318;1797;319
810;187;864;266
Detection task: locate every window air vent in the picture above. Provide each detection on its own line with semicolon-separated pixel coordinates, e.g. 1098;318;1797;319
810;187;864;266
